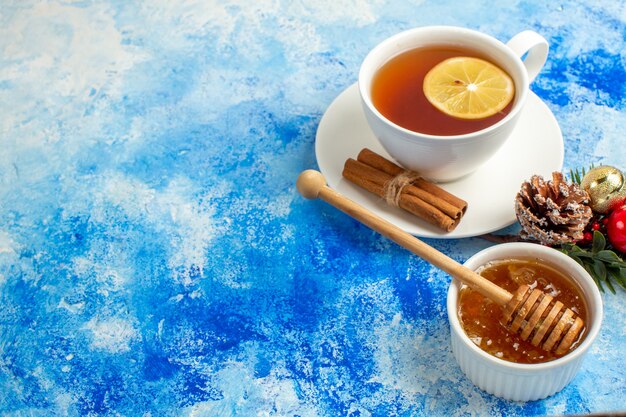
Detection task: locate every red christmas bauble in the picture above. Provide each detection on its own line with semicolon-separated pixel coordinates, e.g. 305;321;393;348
607;203;626;253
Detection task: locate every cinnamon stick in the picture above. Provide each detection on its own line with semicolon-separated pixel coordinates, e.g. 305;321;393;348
343;158;458;231
412;178;468;215
357;148;467;216
342;159;387;196
341;149;468;232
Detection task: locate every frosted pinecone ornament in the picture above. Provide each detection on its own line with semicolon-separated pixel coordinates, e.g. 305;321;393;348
515;172;593;245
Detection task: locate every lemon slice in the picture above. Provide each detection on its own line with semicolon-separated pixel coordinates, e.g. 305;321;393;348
423;56;515;120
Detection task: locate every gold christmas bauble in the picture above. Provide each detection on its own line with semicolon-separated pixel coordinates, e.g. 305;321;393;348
580;165;626;213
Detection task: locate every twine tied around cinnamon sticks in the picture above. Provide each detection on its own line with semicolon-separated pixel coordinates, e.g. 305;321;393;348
342;149;468;232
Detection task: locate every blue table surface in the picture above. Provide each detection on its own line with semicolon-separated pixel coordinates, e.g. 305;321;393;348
1;1;625;416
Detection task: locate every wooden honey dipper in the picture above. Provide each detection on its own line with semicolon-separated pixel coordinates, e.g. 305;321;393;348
297;170;585;355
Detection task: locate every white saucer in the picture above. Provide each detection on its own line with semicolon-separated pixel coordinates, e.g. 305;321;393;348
315;83;564;239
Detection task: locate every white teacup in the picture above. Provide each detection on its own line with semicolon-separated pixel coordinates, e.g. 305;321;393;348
358;26;549;182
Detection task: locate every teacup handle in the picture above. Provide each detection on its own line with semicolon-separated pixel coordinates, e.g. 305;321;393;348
506;30;549;83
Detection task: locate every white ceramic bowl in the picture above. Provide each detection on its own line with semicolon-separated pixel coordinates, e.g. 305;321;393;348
447;242;603;402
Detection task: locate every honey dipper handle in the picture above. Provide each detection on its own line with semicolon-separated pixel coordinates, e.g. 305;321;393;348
297;170;513;306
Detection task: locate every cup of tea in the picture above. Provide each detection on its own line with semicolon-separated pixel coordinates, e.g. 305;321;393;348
358;26;549;182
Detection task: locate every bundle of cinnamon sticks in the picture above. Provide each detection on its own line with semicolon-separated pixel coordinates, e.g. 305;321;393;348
342;149;468;232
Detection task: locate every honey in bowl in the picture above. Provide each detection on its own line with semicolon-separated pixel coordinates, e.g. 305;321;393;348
371;45;514;135
457;258;588;364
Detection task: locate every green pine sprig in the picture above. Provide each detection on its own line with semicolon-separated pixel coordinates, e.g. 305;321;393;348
560;230;626;293
569;164;595;185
